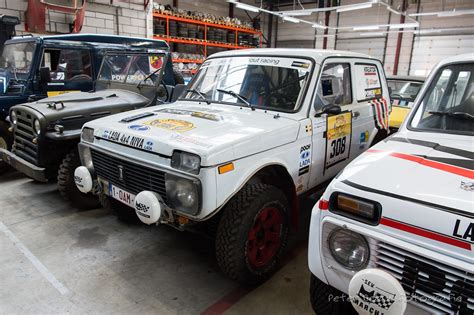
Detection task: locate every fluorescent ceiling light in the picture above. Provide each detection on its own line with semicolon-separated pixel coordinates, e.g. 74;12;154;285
386;6;401;15
235;2;259;13
280;10;312;16
312;23;325;29
353;25;380;31
282;16;300;23
336;2;373;13
410;9;474;17
360;32;384;36
389;22;418;29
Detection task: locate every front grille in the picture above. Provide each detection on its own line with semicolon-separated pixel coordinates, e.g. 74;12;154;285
91;149;168;203
13;109;38;164
375;242;474;314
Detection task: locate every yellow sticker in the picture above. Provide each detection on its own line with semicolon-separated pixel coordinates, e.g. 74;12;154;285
144;119;195;132
47;90;80;97
327;112;352;140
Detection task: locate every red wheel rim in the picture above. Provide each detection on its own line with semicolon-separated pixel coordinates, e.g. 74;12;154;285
247;206;283;268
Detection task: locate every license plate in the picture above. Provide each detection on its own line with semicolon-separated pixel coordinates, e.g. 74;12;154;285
108;183;135;207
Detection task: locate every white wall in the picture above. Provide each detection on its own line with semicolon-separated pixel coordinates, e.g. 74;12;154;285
0;0;151;38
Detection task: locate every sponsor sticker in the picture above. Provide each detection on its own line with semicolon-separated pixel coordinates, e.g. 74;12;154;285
156;108;222;121
349;269;407;315
460;181;473;192
360;130;369;144
128;124;150;131
101;129;153;151
47;90;80;97
298;144;311;176
325;112;352;168
354;64;382;101
170;134;212;148
143;119;195;132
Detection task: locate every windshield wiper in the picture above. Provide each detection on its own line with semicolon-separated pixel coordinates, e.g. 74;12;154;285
216;88;253;110
186;89;210;104
428;111;474;120
136;67;162;89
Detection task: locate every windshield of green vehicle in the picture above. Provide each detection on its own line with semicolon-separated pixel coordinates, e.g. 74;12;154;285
387;79;423;105
0;42;36;78
97;53;165;86
184;56;313;111
410;63;473;135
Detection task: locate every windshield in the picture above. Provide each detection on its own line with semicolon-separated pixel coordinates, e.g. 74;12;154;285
410;63;473;135
387;79;423;106
97;53;165;86
0;42;36;78
184;56;313;111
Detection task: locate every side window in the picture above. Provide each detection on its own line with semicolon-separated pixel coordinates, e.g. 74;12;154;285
42;49;92;81
354;63;383;102
314;63;352;111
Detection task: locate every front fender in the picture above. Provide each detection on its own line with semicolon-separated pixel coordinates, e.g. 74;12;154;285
44;129;81;141
214;152;295;214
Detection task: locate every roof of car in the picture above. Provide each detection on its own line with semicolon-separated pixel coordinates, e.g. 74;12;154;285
387;75;425;82
7;33;169;49
209;48;377;62
436;53;474;66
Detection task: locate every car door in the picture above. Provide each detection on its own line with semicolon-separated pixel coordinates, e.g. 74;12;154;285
308;59;359;186
39;46;93;97
350;60;390;151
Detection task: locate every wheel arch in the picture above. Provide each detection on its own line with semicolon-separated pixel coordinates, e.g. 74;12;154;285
213;162;299;231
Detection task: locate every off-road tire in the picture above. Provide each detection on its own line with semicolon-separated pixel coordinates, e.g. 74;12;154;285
99;192;140;224
57;149;100;210
309;274;356;315
215;183;289;285
0;122;13;175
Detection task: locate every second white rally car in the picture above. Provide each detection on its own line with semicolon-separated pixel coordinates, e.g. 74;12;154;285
308;53;473;315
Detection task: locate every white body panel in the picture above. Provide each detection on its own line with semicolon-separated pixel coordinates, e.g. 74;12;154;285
78;48;389;221
308;53;474;314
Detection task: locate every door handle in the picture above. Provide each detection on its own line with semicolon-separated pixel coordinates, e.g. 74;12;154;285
352;111;360;118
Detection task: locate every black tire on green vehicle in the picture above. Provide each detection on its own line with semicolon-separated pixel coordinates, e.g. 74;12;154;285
0;121;13;175
57;149;101;210
215;183;289;285
309;274;357;315
99;191;140;224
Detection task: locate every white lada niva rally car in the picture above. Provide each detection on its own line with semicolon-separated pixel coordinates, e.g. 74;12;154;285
308;53;473;315
74;48;391;284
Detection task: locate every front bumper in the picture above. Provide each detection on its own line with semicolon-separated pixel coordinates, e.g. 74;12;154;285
0;148;47;182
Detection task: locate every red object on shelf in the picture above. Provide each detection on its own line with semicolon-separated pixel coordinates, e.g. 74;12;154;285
153;12;261;35
153;12;262;60
172;59;204;64
26;0;86;33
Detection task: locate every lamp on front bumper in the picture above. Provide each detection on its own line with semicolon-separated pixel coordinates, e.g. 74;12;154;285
81;127;94;143
10;111;17;125
329;193;381;225
165;173;200;215
328;228;369;270
171;151;201;175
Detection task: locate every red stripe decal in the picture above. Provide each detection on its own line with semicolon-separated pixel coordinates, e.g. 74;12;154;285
381;217;471;250
367;150;474;179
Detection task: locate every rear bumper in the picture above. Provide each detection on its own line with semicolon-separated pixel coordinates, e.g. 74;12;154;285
0;148;47;182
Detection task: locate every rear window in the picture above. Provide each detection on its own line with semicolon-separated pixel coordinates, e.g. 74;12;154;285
354;64;382;101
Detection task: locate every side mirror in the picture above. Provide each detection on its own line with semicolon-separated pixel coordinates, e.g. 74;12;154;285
321;104;342;115
39;67;51;83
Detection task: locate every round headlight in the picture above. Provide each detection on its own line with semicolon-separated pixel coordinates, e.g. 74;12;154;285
33;119;41;135
328;229;369;270
10;111;17;125
175;179;197;208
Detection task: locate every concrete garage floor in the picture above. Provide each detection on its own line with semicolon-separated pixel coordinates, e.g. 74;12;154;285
0;170;318;314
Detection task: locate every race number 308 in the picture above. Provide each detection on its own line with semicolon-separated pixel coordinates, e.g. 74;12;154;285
330;136;346;158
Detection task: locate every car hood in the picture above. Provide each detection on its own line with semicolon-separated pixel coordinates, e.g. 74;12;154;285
17;89;150;124
339;131;473;213
89;101;300;166
337;131;474;261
